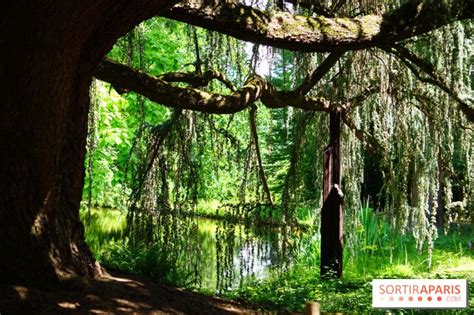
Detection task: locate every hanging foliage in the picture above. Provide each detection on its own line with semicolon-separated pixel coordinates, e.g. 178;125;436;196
83;0;473;289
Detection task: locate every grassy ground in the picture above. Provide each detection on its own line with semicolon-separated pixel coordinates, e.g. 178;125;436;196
222;224;474;314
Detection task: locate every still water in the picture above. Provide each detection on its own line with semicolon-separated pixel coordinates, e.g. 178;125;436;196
84;208;306;292
182;217;299;292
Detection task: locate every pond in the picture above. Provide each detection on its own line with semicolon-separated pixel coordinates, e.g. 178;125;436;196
83;208;310;293
157;215;312;293
193;217;292;292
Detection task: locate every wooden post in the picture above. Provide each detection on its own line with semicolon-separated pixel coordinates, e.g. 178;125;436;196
320;112;344;278
304;301;321;315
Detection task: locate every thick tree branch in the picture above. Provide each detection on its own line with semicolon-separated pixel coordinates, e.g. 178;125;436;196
96;58;258;114
384;45;474;122
95;59;381;182
163;0;473;52
158;70;236;91
95;57;346;114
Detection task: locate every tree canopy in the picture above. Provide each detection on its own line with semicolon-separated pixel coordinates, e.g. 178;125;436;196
1;0;473;295
82;0;473;283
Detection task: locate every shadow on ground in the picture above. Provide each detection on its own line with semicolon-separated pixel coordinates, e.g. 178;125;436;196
0;269;267;314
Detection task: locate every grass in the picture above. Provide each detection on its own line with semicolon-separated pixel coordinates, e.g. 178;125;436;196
80;207;203;288
223;265;474;314
99;242;198;287
221;216;474;314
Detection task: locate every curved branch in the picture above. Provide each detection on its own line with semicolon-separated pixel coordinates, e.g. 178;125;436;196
163;0;473;52
95;57;345;114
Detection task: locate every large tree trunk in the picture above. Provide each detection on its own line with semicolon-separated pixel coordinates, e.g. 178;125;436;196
0;0;176;285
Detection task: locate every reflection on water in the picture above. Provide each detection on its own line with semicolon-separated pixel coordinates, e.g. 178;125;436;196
191;217;295;292
84;207;306;291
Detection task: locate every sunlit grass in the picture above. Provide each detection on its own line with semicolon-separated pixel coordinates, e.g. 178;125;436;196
225;212;474;313
225;232;474;313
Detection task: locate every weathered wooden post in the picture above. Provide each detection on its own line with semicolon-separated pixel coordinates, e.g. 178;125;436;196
320;111;344;278
304;301;321;315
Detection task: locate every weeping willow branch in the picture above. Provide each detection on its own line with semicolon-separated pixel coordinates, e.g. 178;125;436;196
130;110;182;203
341;114;376;154
382;44;474;122
192;26;202;75
281;112;315;223
249;105;273;206
341;87;379;154
340;85;378;113
413;93;436;120
206;115;240;147
283;0;335;17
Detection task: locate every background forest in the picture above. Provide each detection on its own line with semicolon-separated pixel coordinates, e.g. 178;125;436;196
80;3;473;313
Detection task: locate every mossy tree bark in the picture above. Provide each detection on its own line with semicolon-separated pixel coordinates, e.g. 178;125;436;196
0;0;177;285
95;57;345;114
164;0;473;52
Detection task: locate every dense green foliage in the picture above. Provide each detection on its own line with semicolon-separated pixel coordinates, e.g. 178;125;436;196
81;2;473;313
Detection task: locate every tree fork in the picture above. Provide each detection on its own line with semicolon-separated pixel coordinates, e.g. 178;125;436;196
320;111;344;278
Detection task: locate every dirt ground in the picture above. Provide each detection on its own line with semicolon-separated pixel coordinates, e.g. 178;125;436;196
0;269;270;314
